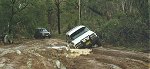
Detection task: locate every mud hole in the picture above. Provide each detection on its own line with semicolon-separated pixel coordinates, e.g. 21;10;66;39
0;39;149;69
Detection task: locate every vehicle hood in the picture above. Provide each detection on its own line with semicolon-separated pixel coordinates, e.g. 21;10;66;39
72;31;94;45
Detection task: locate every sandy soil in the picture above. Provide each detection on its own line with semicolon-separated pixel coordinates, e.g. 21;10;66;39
0;39;149;69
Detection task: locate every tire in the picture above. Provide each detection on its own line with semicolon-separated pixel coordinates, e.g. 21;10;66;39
41;36;45;39
48;35;51;38
76;45;81;49
34;35;39;39
96;38;102;47
68;43;75;49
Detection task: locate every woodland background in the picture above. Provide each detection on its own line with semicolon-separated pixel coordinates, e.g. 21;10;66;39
0;0;149;50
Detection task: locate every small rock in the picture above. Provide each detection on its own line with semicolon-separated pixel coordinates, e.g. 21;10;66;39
0;64;5;67
16;50;21;55
55;60;66;69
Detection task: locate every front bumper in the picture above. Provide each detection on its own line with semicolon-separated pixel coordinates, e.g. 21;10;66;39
75;36;99;48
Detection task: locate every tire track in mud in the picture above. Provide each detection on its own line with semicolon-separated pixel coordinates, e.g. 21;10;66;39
92;48;150;63
66;57;122;69
87;54;148;69
87;48;150;69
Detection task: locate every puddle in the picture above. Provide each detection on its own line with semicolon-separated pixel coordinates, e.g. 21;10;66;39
47;45;92;58
67;49;92;58
47;46;69;51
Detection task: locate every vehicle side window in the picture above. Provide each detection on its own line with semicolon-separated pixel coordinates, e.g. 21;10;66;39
43;29;46;32
40;29;43;32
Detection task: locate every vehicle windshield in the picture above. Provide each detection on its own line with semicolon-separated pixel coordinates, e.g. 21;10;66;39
35;28;48;32
70;27;89;40
42;29;48;32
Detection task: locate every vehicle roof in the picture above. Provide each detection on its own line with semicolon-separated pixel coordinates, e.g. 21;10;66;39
66;25;85;36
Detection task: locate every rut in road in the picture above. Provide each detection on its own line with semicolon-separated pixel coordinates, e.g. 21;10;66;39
92;48;150;63
87;48;150;69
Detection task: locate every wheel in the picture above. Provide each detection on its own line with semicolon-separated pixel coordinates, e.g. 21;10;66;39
41;36;45;39
68;43;75;49
96;38;102;47
34;35;39;39
75;45;81;49
48;35;51;38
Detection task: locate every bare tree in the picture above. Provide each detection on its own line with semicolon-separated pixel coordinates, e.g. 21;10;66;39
9;0;29;34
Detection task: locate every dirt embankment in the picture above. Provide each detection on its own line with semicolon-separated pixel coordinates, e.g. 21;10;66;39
0;39;149;69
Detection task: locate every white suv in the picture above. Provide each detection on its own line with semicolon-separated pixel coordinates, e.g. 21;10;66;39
66;25;101;48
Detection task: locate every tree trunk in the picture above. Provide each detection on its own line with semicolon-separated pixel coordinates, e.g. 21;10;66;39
47;10;52;33
56;3;61;34
9;0;16;34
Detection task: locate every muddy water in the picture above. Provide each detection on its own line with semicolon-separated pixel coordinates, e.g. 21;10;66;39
67;49;92;58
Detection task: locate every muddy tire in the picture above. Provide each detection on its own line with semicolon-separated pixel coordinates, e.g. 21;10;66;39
75;45;81;49
68;43;75;49
96;38;101;47
48;35;51;38
42;36;45;39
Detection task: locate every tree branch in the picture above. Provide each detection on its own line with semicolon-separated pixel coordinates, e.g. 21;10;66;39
14;3;29;15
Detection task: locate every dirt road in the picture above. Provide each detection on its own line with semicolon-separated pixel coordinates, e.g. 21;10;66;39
66;48;149;69
0;39;149;69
